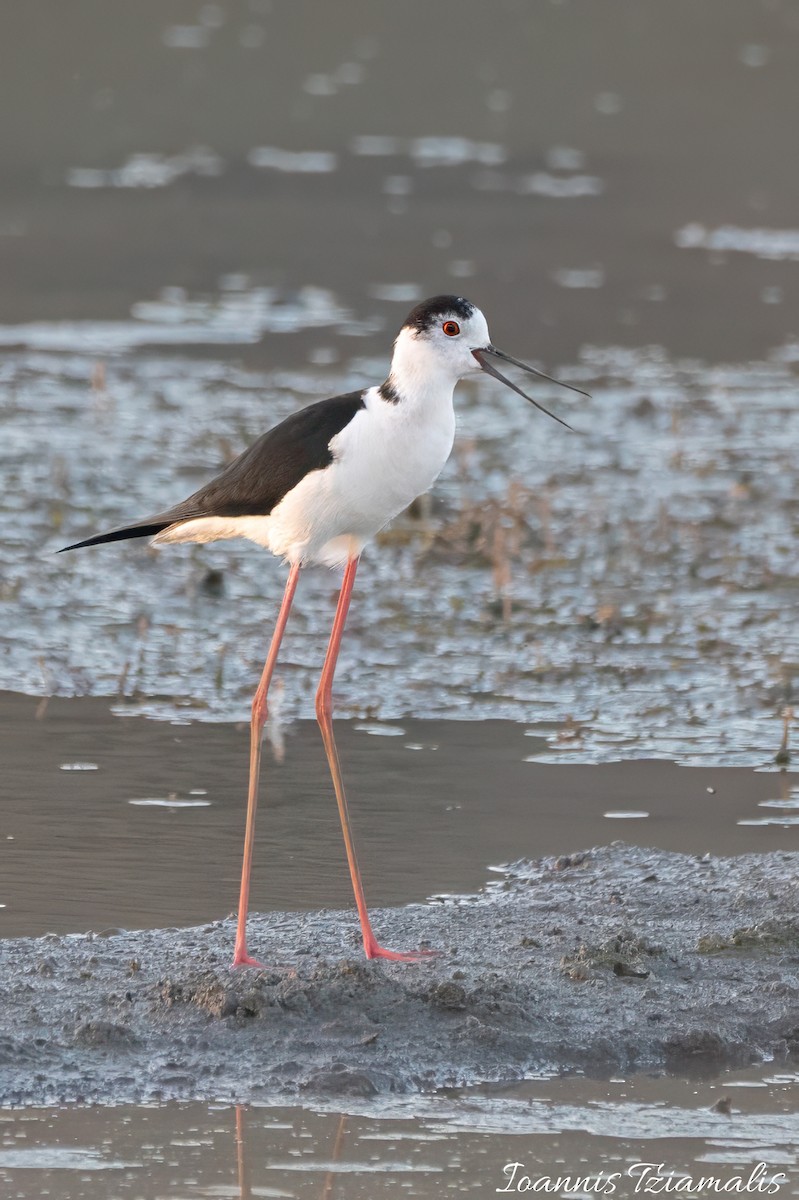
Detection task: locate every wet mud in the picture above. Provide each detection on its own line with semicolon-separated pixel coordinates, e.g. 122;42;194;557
2;843;798;1106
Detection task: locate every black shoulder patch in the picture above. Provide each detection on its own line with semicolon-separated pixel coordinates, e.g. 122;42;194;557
378;375;400;404
401;294;475;336
60;390;367;549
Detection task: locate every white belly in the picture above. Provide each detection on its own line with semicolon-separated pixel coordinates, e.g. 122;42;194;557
155;387;457;567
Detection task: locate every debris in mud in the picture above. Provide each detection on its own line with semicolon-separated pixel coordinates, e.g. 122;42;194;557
559;930;662;981
73;1020;138;1049
696;933;730;954
554;851;590;871
1;844;799;1105
428;980;469;1010
697;919;799;954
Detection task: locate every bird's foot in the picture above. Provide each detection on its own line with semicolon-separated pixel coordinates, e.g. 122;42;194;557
363;938;438;963
231;949;267;970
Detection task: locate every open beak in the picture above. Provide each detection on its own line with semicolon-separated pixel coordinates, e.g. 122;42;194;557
471;346;590;431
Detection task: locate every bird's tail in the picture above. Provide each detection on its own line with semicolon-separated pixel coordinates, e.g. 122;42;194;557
59;518;175;552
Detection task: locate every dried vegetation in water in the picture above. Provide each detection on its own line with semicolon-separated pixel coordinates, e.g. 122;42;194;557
1;344;798;764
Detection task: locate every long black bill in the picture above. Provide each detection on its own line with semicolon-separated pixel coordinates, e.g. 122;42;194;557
472;346;590;432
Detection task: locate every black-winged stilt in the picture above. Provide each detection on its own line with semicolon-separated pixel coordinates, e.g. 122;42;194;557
61;294;587;967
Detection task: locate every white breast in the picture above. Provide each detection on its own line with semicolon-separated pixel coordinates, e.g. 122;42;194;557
265;384;456;566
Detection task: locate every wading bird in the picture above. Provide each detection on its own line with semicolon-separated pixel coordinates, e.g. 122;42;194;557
61;295;586;966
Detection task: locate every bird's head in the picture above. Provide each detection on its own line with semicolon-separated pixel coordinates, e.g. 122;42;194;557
388;294;588;428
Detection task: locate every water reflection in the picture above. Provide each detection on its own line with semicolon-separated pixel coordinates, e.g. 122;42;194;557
235;1107;250;1200
0;1066;796;1199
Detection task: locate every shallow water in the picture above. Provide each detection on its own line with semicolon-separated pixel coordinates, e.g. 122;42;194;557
3;338;799;768
2;692;799;939
1;1066;798;1198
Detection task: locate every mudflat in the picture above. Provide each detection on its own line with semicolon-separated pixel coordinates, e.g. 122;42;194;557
2;843;798;1106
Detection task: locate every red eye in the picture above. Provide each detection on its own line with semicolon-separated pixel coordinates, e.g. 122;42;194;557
442;320;460;337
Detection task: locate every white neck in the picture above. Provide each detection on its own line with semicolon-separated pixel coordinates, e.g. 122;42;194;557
385;328;458;408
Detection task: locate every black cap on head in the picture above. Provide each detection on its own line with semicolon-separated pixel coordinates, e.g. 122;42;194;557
401;294;475;335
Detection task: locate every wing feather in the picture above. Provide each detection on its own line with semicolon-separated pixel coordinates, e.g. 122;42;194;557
60;390;366;552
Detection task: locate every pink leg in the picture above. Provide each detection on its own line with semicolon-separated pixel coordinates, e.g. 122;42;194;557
316;556;435;962
233;562;301;968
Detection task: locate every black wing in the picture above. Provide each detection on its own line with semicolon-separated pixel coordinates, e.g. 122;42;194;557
60;389;366;551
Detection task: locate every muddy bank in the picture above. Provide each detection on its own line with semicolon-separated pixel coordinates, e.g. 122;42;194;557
2;843;798;1106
